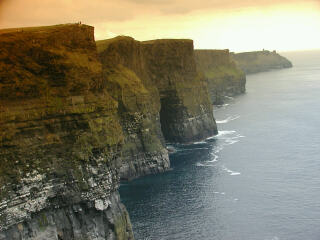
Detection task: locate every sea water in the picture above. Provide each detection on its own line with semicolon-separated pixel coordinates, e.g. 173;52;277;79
119;50;320;240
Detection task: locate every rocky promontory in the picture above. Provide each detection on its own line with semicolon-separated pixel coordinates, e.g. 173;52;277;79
232;50;293;74
195;49;246;105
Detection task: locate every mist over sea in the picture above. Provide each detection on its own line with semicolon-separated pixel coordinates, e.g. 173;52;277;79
120;50;320;240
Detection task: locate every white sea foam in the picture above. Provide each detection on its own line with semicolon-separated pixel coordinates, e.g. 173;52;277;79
215;103;231;110
207;154;219;163
206;130;236;140
213;146;224;154
225;96;234;100
193;141;207;145
195;162;215;167
222;166;241;176
216;115;240;124
213;191;226;195
217;130;236;137
225;139;240;145
230;172;241;176
166;145;177;154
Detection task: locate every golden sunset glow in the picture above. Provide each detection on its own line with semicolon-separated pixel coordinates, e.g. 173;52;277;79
0;0;319;52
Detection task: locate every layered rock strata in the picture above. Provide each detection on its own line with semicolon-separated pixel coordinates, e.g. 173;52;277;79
142;40;217;142
195;49;246;105
232;50;293;74
97;36;217;144
0;24;133;240
96;37;170;180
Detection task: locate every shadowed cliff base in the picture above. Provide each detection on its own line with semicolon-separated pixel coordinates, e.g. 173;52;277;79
232;50;293;74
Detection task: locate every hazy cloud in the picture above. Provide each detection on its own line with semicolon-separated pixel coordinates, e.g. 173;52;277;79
1;0;319;28
124;0;320;14
0;0;319;51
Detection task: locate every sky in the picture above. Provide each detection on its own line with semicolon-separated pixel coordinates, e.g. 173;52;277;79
0;0;320;52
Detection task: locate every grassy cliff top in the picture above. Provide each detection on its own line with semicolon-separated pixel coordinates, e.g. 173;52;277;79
96;36;193;53
0;23;92;35
142;39;193;44
195;49;229;52
96;36;135;53
0;22;101;101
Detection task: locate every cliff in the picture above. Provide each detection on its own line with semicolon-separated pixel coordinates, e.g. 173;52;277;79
232;50;293;74
97;37;217;144
96;37;170;181
0;24;218;240
195;50;246;105
0;24;133;240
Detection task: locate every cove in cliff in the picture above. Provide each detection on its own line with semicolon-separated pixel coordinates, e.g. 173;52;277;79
0;24;217;239
232;50;293;74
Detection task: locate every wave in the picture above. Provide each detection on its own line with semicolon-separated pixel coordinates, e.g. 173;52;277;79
225;139;240;145
216;103;230;109
207;154;219;162
225;96;234;100
222;166;241;176
216;115;240;124
206;130;236;140
193;141;207;145
195;162;215;167
216;130;236;137
166;145;177;154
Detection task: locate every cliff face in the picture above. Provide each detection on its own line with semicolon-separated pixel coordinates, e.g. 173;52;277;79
0;24;133;240
0;25;219;239
97;37;217;144
232;50;293;74
142;40;217;142
96;37;169;181
195;50;246;105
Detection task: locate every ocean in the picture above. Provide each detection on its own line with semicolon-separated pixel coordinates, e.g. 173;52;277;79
119;50;320;240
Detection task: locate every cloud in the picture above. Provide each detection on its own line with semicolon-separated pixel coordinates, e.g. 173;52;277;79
1;0;319;29
0;0;150;28
124;0;320;15
0;0;319;51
